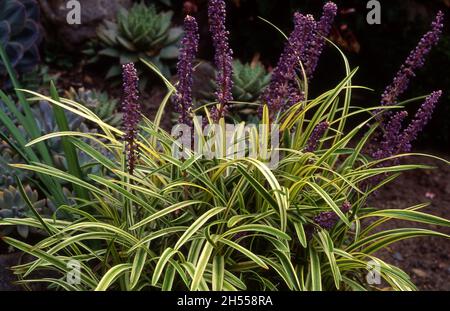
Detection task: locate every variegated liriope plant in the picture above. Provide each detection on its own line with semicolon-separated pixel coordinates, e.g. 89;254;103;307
1;1;449;291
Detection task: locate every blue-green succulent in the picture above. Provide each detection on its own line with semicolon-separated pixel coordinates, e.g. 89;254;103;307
92;2;182;85
232;60;271;102
0;141;29;188
192;60;271;121
65;87;123;128
0;185;49;238
0;0;42;81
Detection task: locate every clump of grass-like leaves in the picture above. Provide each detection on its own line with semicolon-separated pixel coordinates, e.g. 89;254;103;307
0;2;449;292
1;56;449;291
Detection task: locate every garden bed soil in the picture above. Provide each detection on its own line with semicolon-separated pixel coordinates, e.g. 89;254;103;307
0;233;50;291
369;152;450;290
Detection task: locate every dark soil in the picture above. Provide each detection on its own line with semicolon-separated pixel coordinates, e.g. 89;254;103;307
0;252;22;291
368;151;450;291
0;232;50;291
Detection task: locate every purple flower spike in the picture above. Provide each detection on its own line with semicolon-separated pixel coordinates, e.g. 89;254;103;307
173;15;199;127
371;90;441;177
121;63;140;175
378;11;444;120
314;201;352;230
259;3;338;120
372;111;408;160
341;201;352;213
304;2;337;79
305;121;329;152
208;0;234;121
398;90;442;153
313;211;338;230
262;13;316;119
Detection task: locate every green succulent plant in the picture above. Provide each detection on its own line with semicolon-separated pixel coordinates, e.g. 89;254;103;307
0;141;29;188
93;2;182;86
0;101;30;188
0;0;41;84
20;64;59;91
65;87;123;128
0;185;48;238
193;60;271;120
232;60;271;102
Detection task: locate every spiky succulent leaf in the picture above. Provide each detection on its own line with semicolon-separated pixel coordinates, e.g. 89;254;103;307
231;60;271;102
0;185;48;238
0;0;41;79
0;141;29;188
94;2;181;83
65;87;123;128
194;60;271;119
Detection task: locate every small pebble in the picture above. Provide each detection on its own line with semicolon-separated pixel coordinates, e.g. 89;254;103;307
393;252;404;261
425;191;436;199
84;75;94;84
412;268;428;278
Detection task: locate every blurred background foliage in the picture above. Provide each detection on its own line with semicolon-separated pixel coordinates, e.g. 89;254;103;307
0;0;42;86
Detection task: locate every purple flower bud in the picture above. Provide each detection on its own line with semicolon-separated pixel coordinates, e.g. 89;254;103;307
314;201;352;230
208;0;234;121
368;91;441;189
262;13;316;120
378;11;444;121
372;111;408;161
173;15;199;127
305;121;329;152
304;2;337;79
341;201;352;213
314;211;338;230
121;63;140;175
398;90;442;153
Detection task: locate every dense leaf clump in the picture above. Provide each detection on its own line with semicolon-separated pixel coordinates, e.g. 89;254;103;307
0;1;448;292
